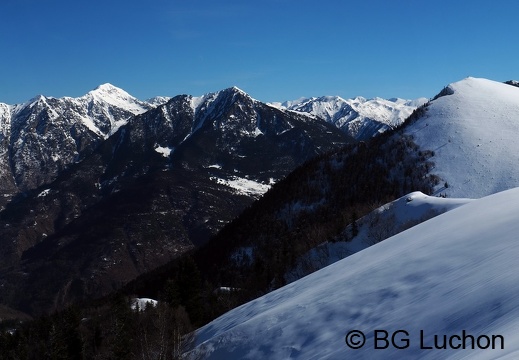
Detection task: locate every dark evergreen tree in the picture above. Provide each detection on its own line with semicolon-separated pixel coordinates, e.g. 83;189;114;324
351;211;359;238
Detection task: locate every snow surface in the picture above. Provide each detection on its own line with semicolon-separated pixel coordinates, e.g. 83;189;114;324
131;298;158;311
154;145;174;157
210;176;271;198
404;77;519;199
188;186;519;359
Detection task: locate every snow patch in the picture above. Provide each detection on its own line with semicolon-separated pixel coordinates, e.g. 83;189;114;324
210;176;271;197
131;298;158;311
154;145;174;158
37;189;51;197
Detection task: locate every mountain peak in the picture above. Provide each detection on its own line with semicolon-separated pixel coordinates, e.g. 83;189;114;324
27;94;48;103
89;83;131;98
505;80;519;88
219;86;253;100
229;85;246;94
94;83;120;91
83;83;152;120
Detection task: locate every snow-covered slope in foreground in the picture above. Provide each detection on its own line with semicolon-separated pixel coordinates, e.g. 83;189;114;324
405;77;519;198
189;187;519;360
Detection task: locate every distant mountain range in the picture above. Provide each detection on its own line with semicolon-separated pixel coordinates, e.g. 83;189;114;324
270;95;427;140
3;78;510;319
0;85;357;315
0;85;424;207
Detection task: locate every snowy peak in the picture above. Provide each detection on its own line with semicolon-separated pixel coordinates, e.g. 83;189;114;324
404;77;519;198
87;83;145;107
188;86;268;138
275;94;428;140
82;83;152;123
145;96;172;107
227;85;249;97
190;86;257;115
91;82;125;94
0;84;170;196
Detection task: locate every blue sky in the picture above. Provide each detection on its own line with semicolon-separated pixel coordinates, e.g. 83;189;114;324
1;0;518;104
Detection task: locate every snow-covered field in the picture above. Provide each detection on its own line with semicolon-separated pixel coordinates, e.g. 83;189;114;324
188;186;519;359
210;175;272;198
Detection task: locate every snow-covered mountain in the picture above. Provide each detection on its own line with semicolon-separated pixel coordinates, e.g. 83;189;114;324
0;84;164;204
0;85;424;204
271;95;428;140
188;186;519;360
99;86;351;192
0;86;351;315
185;77;519;359
404;77;519;198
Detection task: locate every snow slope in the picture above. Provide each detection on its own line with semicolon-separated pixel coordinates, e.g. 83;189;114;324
188;186;519;359
405;77;519;199
70;83;155;137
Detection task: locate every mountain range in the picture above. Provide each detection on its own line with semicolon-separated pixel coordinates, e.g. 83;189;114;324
0;84;368;315
0;84;163;208
1;77;519;359
188;77;519;297
185;77;519;359
270;95;427;140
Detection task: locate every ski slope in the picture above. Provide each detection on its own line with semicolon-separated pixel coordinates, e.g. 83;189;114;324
188;186;519;359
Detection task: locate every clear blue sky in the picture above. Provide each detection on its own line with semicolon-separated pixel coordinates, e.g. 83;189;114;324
1;0;518;104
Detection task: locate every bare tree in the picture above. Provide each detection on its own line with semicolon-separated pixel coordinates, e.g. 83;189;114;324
137;304;197;360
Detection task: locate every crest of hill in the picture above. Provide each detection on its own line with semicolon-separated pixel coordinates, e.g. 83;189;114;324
404;77;519;198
